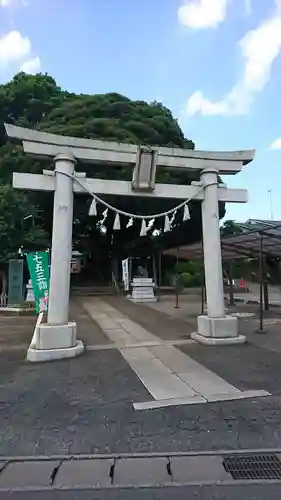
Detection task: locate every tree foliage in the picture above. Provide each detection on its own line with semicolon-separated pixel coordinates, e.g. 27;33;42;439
220;220;242;237
0;185;48;265
0;72;225;277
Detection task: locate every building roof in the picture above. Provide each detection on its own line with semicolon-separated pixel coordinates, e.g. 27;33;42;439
164;220;281;261
239;219;281;232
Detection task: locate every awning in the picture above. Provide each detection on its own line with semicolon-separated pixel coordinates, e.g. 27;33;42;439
164;221;281;261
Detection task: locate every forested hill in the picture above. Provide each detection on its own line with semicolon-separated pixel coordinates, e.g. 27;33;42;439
0;72;225;270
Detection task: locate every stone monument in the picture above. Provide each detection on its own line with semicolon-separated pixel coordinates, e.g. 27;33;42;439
25;279;35;304
131;265;156;303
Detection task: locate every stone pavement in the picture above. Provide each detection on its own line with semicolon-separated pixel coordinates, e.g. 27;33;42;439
235;282;281;306
105;295;196;341
83;298;269;410
1;296;281;461
134;293;204;328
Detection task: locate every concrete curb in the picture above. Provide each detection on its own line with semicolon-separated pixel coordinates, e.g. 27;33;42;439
0;450;281;490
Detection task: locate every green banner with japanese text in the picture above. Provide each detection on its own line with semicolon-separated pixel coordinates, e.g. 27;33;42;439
26;251;50;313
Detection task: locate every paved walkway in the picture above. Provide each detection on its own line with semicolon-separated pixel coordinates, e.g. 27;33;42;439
2;296;281;459
233;283;281;306
83;298;269;410
105;295;196;341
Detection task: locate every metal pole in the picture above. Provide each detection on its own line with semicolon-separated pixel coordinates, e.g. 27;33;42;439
257;234;265;333
201;244;205;314
229;261;234;306
263;255;269;311
158;252;162;301
268;189;274;220
152;253;158;299
129;256;132;284
152;253;157;285
175;248;179;309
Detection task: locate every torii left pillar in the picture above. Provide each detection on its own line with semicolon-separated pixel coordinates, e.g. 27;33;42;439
28;153;84;362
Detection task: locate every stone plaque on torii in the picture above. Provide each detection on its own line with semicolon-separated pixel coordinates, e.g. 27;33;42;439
4;123;255;362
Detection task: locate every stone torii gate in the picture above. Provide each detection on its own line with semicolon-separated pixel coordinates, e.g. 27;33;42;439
5;123;255;362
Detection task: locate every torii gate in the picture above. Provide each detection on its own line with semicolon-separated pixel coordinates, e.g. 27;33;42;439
4;123;255;362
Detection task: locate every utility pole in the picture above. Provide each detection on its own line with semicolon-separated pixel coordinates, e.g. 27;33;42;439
268;189;274;220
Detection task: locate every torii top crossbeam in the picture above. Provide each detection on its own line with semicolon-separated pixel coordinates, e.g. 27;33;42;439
5;123;254;174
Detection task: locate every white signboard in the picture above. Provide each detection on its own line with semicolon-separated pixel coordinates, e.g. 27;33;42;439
122;258;129;291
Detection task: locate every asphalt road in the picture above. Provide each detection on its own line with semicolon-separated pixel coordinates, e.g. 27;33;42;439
1;484;281;499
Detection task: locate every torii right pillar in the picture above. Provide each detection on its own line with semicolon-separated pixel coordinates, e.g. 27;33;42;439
191;166;245;345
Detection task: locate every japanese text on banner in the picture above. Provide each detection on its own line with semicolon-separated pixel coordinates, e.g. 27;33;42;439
26;251;50;313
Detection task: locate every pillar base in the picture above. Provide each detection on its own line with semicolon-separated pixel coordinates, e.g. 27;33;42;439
37;322;77;350
192;315;246;346
26;320;84;362
191;331;246;346
27;340;84;362
130;297;157;303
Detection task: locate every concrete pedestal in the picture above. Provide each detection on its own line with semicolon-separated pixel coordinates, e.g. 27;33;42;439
37;322;77;349
27;340;84;362
191;315;246;345
130;278;156;303
27;321;84;362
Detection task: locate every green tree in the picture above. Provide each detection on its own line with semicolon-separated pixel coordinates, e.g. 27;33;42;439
0;73;225;282
220;220;242;237
0;185;48;293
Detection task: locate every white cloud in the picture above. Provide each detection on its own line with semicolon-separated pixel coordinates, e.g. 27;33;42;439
178;0;229;29
0;0;29;7
186;12;281;116
0;31;31;66
0;30;41;77
270;137;281;149
20;55;41;74
244;0;252;16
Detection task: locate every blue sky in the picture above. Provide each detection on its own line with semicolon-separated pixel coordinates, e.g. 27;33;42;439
0;0;281;222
